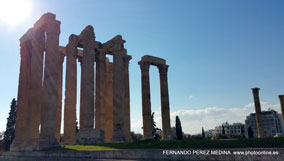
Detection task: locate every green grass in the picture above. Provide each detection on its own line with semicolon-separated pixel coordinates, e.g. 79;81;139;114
64;145;117;150
59;137;284;151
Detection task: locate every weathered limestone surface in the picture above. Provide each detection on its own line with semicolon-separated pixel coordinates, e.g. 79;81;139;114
102;35;129;141
158;65;171;139
13;13;136;150
95;50;106;132
39;17;61;150
105;59;114;142
123;55;132;141
55;52;64;142
251;88;265;138
139;61;153;139
102;35;125;54
63;35;78;145
141;55;166;66
112;52;126;141
79;26;96;130
10;37;31;151
22;29;45;151
278;95;284;130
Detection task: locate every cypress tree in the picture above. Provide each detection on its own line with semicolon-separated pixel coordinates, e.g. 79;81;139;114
248;126;254;138
3;99;17;151
222;125;225;135
176;116;183;140
202;127;205;139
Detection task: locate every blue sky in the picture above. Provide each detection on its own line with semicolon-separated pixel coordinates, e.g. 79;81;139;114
0;0;284;134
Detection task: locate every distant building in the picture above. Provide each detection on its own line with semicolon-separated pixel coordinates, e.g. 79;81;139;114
168;127;177;139
244;109;284;138
204;129;215;138
214;122;245;136
0;132;3;140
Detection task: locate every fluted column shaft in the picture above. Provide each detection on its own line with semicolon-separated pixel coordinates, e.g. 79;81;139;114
252;88;264;138
111;52;126;141
79;27;96;130
23;29;45;151
63;35;78;145
158;65;171;139
95;51;106;131
39;20;61;150
124;55;132;141
105;60;114;142
139;61;152;139
55;54;64;142
11;41;31;151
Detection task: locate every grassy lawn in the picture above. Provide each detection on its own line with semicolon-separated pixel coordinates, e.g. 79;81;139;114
61;137;284;151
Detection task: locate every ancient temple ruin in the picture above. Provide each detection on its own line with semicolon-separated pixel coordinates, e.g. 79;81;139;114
138;56;171;139
11;12;171;151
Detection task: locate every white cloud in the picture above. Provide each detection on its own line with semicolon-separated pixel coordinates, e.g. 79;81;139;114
131;102;281;135
188;95;193;100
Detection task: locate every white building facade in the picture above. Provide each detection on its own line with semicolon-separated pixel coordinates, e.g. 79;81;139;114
214;122;245;136
244;109;284;138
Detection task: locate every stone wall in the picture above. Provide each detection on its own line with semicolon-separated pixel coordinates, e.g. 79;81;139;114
1;148;284;161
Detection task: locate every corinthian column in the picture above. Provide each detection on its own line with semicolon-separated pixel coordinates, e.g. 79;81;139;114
23;29;45;151
111;52;126;141
124;55;132;141
79;26;96;130
95;50;106;132
139;61;153;139
39;19;61;150
63;35;78;145
11;37;31;151
251;88;264;138
55;53;64;142
105;59;113;142
158;64;171;139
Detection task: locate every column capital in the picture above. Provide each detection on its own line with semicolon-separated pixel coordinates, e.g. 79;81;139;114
158;64;169;76
123;55;132;66
138;61;150;71
59;53;65;64
45;20;61;35
112;50;125;57
98;49;107;54
78;25;95;46
30;29;45;51
67;34;79;48
96;50;106;62
252;88;260;95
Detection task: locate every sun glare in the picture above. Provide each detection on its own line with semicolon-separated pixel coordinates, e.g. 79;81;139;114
0;0;31;25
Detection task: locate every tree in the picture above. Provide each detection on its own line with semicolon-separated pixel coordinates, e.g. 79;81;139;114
202;127;205;139
3;99;17;151
248;126;254;138
130;131;143;141
176;116;183;140
151;112;161;140
76;119;79;134
222;125;225;135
